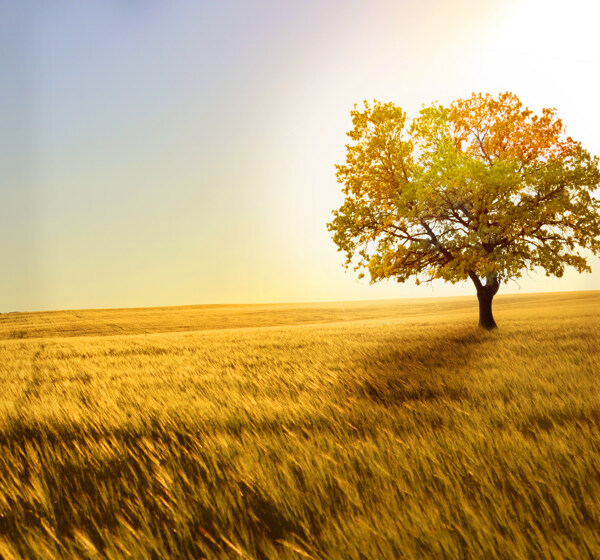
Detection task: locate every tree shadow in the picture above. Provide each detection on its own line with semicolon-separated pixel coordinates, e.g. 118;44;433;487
352;327;488;406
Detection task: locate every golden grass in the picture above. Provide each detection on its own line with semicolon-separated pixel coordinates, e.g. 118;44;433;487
0;291;598;559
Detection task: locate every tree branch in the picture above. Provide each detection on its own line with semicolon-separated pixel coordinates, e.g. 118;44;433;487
420;220;454;262
468;271;482;291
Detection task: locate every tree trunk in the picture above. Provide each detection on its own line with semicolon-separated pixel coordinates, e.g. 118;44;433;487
477;288;497;330
470;272;500;330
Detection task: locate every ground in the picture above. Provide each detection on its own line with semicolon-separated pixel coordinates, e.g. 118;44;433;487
0;291;598;559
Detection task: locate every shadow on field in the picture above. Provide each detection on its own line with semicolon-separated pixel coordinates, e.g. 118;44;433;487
354;327;487;406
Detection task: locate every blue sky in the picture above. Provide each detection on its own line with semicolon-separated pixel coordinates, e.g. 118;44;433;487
1;0;599;311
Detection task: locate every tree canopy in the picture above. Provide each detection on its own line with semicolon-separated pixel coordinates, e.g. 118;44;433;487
328;92;600;328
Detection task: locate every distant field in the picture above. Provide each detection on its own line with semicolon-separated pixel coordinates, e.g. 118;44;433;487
1;290;597;340
0;291;599;559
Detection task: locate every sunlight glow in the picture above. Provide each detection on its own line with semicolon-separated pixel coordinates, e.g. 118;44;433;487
1;0;598;311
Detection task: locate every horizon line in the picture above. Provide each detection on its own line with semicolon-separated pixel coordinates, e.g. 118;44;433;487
2;288;598;316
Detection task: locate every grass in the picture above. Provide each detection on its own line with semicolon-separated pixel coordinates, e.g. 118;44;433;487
0;291;598;559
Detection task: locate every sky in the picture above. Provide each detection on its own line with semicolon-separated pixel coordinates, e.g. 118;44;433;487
1;0;599;312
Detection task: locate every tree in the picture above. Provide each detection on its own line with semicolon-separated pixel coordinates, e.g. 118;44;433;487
327;92;600;329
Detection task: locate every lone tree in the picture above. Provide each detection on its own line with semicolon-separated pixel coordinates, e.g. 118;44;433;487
328;92;600;329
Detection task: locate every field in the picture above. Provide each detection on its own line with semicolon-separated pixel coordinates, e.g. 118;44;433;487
0;291;599;559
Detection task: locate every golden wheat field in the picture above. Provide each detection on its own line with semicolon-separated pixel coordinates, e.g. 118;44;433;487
0;291;598;559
